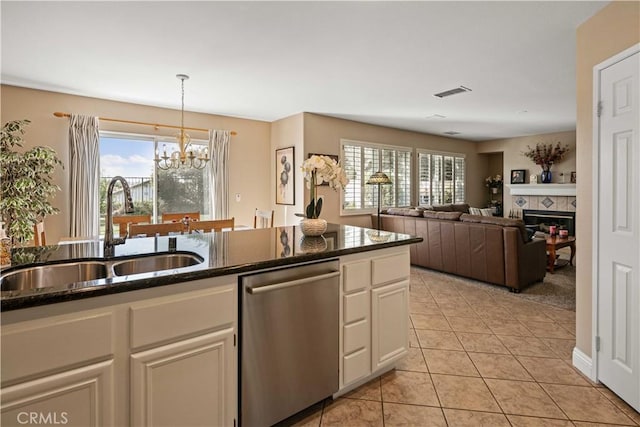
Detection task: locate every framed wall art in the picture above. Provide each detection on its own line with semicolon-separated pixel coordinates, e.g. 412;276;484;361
570;171;576;183
276;146;295;205
510;169;527;184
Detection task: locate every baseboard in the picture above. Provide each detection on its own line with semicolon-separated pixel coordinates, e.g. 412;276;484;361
573;346;596;381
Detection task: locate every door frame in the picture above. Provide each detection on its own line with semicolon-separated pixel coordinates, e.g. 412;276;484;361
591;42;640;383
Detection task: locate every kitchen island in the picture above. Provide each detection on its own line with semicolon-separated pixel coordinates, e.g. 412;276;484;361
1;224;421;427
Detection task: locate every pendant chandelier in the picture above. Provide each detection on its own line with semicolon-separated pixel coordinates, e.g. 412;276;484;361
154;74;209;170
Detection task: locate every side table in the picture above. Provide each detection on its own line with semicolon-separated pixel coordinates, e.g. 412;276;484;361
545;235;576;273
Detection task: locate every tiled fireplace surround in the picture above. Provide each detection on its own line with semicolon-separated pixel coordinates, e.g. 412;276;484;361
511;195;577;215
506;184;577;219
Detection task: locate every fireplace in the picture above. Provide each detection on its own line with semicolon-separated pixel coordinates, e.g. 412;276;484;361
522;209;576;236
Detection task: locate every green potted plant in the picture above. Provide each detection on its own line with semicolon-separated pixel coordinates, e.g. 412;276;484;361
0;119;63;245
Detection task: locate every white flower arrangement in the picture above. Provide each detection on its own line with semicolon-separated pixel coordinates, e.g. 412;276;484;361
300;155;349;218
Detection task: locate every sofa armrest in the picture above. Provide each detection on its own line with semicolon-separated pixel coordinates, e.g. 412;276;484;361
517;238;547;289
503;229;546;290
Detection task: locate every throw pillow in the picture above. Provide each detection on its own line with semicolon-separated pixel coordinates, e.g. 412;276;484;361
469;207;483;216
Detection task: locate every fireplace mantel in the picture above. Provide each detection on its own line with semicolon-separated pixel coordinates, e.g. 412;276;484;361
507;184;576;196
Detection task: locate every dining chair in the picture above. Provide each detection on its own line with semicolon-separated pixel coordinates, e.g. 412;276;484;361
162;212;201;223
112;214;152;236
33;221;46;246
129;222;185;237
189;218;235;233
253;209;274;228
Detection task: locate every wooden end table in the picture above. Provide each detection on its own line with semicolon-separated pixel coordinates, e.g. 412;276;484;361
545;235;576;273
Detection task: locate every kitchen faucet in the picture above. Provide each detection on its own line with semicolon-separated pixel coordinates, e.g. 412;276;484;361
104;176;134;258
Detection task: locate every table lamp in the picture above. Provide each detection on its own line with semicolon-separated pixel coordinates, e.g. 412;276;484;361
367;171;392;230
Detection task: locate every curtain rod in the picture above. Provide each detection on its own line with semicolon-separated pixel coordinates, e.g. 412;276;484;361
53;112;237;136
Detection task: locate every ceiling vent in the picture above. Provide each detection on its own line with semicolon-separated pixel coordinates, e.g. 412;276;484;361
425;114;447;120
434;86;472;98
443;131;461;136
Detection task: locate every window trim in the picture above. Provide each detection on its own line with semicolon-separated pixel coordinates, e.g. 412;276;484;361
340;139;413;216
416;148;466;206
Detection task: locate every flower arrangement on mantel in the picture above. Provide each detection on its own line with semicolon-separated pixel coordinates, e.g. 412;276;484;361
522;142;570;171
485;174;503;188
300;155;349;219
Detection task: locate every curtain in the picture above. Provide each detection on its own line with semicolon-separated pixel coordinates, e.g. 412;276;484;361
208;130;231;219
69;115;100;237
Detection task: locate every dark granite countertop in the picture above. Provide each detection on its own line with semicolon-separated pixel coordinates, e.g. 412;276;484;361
1;224;421;311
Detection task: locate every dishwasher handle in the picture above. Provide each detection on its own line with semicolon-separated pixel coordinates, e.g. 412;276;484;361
246;271;340;295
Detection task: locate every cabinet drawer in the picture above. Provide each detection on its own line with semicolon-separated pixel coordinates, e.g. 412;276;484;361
2;313;112;384
130;285;234;349
343;347;370;386
371;252;410;286
342;260;371;293
343;291;368;324
344;319;368;355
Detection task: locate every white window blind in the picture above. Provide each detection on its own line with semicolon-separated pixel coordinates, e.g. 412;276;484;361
341;140;412;214
417;150;465;206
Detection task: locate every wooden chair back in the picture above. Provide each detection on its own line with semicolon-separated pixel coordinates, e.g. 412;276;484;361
112;214;152;236
129;222;185;237
189;218;235;233
253;209;274;228
33;221;46;246
162;212;201;223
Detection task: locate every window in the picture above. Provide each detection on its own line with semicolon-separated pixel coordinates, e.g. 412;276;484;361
341;140;412;214
417;150;465;205
99;132;210;235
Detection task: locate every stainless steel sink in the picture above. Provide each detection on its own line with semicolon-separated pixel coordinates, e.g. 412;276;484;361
111;253;204;276
0;261;109;292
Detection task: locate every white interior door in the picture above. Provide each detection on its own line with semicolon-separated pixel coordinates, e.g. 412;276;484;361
596;47;640;412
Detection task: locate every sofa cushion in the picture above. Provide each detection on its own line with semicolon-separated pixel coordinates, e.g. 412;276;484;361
451;203;470;213
432;204;453;212
460;214;529;243
423;211;463;221
386;207;423;217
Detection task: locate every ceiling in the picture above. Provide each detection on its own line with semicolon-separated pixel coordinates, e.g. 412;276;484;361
1;1;607;141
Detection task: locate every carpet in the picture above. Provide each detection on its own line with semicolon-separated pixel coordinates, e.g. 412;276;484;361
412;264;576;311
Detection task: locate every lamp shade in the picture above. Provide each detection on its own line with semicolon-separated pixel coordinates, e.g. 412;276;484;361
366;171;392;185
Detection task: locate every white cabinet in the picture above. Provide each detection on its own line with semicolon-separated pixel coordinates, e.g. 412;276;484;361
339;247;410;393
371;280;409;370
1;310;115;426
131;328;235;427
1;277;237;427
129;283;236;427
1;360;114;427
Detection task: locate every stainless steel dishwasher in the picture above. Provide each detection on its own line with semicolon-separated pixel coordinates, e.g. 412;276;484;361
240;259;340;427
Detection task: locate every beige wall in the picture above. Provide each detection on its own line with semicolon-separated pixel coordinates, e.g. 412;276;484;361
270;113;305;226
478;130;577;213
301;113;487;228
575;1;640;358
0;85;271;243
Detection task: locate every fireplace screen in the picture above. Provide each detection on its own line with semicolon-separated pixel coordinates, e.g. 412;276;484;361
522;210;576;236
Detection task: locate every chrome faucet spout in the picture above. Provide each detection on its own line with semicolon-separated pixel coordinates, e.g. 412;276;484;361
104;176;134;258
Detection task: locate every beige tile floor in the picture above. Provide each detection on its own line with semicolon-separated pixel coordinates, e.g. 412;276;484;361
281;267;640;427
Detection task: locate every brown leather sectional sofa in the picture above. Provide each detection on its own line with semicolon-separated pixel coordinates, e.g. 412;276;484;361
374;206;547;292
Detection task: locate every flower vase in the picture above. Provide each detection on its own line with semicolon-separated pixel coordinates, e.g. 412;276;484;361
491;187;498;194
541;167;552;184
300;218;327;237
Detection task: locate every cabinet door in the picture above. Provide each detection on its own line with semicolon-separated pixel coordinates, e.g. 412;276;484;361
131;328;235;427
1;360;114;427
371;280;409;370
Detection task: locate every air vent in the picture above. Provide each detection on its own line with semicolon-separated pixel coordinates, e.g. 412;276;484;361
434;86;472;98
443;131;461;136
425;114;447;120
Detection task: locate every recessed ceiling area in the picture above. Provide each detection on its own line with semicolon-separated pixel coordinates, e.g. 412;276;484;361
0;1;607;141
